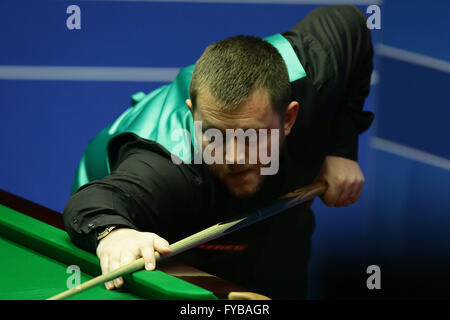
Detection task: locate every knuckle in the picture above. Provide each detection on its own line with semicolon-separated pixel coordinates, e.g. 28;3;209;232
141;247;154;258
139;241;154;252
121;253;135;262
143;232;155;243
146;232;155;238
335;176;346;187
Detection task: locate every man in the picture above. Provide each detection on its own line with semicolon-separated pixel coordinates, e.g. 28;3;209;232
63;5;374;299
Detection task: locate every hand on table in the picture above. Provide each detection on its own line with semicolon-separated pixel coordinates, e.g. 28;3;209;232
96;228;171;290
316;155;365;207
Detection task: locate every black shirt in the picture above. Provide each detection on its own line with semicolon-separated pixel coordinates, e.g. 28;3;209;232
63;5;374;299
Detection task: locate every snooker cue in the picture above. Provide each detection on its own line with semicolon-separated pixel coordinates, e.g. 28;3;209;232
48;180;327;300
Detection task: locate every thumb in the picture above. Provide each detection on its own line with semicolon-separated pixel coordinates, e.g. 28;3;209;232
153;235;172;254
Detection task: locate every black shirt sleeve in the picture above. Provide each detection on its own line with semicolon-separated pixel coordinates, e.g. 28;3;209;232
283;5;375;161
63;134;214;253
324;5;375;161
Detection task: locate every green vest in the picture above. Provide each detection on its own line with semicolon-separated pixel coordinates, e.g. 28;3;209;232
71;34;306;194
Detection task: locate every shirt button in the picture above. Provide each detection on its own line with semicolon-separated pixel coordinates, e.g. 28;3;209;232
73;219;78;224
88;223;94;229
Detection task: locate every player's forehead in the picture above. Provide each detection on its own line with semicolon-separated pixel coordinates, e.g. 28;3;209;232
194;90;275;130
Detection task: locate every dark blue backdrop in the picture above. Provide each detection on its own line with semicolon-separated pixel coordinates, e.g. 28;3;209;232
1;0;449;299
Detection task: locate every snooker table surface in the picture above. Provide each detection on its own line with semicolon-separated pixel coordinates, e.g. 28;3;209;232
0;190;245;300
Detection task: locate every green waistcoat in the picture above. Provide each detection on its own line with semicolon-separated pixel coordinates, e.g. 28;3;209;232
71;34;306;194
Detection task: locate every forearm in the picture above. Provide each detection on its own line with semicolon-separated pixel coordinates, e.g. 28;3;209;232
63;182;141;253
283;5;375;161
64;140;211;252
327;7;375;161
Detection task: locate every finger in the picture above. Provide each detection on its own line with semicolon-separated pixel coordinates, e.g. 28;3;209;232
335;180;354;207
113;277;124;289
322;181;342;206
153;235;171;254
109;253;123;288
114;253;136;289
350;180;364;203
141;245;156;271
100;254;114;290
342;178;364;205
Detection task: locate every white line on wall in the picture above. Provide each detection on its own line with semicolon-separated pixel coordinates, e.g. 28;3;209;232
377;45;450;74
0;65;381;84
371;137;450;171
0;65;180;82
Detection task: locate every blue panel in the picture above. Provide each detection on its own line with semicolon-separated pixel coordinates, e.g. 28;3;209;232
368;149;450;270
0;0;321;67
377;56;450;159
0;80;165;211
382;0;450;62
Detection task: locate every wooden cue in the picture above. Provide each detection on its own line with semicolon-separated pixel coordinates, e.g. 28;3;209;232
48;181;327;300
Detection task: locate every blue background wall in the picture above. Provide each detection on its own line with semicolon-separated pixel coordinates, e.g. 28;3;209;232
1;0;449;299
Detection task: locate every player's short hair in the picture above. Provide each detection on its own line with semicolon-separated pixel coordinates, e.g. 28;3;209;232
189;35;291;116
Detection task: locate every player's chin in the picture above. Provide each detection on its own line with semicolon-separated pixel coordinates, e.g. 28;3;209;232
224;171;263;198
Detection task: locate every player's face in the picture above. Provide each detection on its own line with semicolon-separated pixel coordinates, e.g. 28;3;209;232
191;89;285;198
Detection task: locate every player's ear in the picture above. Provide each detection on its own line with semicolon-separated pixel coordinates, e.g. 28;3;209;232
283;101;299;137
186;99;193;113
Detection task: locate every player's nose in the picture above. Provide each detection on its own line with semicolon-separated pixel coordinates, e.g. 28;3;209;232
225;138;246;164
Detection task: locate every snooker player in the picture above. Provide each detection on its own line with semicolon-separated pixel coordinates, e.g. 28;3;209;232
63;5;374;299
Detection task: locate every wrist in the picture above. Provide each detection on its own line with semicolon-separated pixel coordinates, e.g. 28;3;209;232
96;226;117;241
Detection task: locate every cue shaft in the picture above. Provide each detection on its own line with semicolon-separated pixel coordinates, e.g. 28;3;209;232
48;220;248;300
48;219;250;300
48;258;146;300
48;181;327;300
